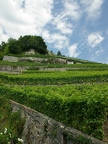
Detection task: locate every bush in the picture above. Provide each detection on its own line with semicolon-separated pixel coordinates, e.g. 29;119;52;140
0;52;4;60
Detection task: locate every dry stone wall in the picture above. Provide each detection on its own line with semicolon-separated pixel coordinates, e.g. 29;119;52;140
3;55;18;62
0;65;28;73
3;55;67;64
10;100;106;144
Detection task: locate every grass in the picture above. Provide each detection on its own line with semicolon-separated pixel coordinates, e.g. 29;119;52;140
0;97;25;144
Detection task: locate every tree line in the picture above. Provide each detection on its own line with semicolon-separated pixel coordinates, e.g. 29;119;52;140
0;35;48;55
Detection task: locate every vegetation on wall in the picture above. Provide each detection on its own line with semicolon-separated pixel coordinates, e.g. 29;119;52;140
0;97;25;144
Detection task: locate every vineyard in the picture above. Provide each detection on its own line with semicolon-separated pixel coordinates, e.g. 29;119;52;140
0;55;108;142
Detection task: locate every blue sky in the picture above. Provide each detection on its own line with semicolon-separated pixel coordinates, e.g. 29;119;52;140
0;0;108;63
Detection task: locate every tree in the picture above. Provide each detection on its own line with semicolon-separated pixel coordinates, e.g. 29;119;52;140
0;35;48;55
18;35;31;51
57;50;62;56
0;41;7;52
51;50;53;53
29;36;47;54
18;35;48;54
8;38;22;54
4;45;9;54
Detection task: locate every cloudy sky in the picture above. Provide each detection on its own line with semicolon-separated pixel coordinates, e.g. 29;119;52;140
0;0;108;63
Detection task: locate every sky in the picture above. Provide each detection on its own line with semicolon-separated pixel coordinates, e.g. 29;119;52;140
0;0;108;63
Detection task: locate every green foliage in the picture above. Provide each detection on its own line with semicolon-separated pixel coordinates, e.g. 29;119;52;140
0;84;108;140
0;52;4;60
76;135;93;144
0;97;12;129
0;35;48;55
8;38;22;54
0;97;25;144
57;50;62;56
0;55;108;142
0;41;7;51
0;70;108;85
4;45;9;55
0;131;9;144
63;132;93;144
8;111;25;143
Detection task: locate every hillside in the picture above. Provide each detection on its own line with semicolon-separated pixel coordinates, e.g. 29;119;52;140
0;52;108;143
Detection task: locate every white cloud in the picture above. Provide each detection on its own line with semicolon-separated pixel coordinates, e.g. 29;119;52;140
42;30;69;49
87;32;104;48
51;0;81;35
25;0;53;26
81;0;104;19
64;0;81;20
0;0;53;42
95;49;103;56
68;43;80;57
0;0;106;65
0;0;76;50
55;20;73;35
0;26;9;42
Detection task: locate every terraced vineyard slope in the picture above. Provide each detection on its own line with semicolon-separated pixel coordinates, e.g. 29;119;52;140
0;53;108;143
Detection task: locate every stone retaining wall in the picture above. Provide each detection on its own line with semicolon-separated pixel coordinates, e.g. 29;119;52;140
0;65;28;73
3;55;67;64
3;55;18;62
10;100;106;144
